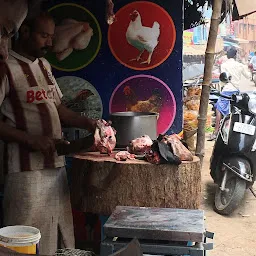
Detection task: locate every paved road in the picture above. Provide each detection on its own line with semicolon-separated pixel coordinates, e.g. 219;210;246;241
200;76;256;256
202;140;256;256
202;74;256;256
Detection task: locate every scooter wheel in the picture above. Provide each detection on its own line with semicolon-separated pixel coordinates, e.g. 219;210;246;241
214;173;246;215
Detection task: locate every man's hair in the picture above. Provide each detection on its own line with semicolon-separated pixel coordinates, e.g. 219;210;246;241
5;0;41;12
227;48;237;59
22;11;54;32
27;0;42;14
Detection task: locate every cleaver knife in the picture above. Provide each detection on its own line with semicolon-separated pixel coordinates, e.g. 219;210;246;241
55;134;95;156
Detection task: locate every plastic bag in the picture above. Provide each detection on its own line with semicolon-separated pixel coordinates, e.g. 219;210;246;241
185;99;200;111
187;86;202;97
160;134;194;161
184;109;198;131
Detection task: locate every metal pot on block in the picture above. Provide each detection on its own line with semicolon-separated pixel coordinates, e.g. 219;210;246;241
109;112;158;147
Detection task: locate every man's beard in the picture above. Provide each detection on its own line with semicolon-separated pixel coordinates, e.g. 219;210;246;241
39;47;49;56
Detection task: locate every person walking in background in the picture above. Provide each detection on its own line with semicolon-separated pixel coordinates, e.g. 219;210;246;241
249;51;256;81
221;48;251;90
208;48;251;141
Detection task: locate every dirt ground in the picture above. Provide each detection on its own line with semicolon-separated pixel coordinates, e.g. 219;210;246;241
201;139;256;256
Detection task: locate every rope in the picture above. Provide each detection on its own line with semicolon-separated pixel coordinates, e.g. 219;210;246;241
197;117;207;121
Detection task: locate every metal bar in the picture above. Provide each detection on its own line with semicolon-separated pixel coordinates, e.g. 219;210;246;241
220;170;228;191
101;238;212;256
100;242;114;256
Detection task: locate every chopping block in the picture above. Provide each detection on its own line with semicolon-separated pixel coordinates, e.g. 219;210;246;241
100;206;214;256
71;152;201;216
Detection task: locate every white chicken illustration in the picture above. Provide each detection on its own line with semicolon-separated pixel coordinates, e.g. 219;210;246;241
52;18;93;61
126;10;160;65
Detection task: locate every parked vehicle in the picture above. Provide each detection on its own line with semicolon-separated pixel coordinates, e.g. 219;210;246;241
210;74;256;215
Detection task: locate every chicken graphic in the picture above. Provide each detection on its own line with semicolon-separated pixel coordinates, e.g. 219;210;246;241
63;89;94;111
52;19;93;61
123;86;162;113
126;10;160;65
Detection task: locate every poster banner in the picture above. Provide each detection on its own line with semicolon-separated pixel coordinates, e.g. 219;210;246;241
42;0;183;135
183;31;193;45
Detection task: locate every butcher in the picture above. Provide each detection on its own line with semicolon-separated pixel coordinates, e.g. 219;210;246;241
0;12;97;254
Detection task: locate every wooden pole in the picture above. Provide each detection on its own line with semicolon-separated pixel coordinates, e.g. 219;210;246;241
195;0;224;163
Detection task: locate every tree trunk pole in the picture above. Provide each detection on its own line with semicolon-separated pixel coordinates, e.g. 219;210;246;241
195;0;223;164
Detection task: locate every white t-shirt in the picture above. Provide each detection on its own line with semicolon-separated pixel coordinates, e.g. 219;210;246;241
221;58;251;89
221;82;238;92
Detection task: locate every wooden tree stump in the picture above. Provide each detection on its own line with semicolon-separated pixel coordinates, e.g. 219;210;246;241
70;152;201;216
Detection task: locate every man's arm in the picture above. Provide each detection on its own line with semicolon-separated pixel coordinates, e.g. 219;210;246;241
241;63;251;80
0;121;30;144
0;120;57;155
57;104;97;133
0;73;30;145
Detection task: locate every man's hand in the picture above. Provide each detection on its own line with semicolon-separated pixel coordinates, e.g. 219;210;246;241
87;118;98;133
58;104;98;132
26;135;56;156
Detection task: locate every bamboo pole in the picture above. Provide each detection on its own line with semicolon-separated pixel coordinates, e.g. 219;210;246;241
195;0;224;163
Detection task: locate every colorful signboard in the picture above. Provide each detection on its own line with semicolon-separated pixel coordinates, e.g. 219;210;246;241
183;31;193;45
43;0;183;135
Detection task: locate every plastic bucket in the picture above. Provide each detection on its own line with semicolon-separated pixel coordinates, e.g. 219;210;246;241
0;226;41;254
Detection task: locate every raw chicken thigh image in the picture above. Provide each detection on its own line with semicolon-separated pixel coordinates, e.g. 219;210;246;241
52;18;94;61
126;10;160;65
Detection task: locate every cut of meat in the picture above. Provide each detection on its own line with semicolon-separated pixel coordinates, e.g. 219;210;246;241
160;134;193;161
94;120;116;155
115;151;135;161
145;150;161;164
127;135;153;155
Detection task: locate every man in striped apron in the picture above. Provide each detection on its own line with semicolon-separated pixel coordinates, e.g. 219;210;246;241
0;12;96;254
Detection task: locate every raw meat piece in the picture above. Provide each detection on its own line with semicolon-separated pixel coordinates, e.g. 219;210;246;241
106;0;116;25
160;134;193;161
127;135;153;155
145;149;161;164
94;120;116;155
145;140;181;165
115;151;135;161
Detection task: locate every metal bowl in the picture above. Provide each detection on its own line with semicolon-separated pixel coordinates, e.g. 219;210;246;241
110;112;158;147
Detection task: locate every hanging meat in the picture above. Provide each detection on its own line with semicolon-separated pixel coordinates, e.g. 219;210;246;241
106;0;115;25
52;18;93;61
94;120;116;155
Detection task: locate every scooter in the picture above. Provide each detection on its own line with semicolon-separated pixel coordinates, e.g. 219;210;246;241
210;74;256;215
